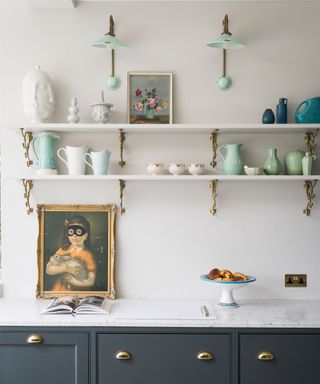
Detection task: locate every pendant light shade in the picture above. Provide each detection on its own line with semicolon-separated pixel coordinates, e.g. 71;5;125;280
92;34;129;50
207;33;245;50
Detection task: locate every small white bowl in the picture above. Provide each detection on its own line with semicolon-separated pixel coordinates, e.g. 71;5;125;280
147;163;165;176
244;165;263;176
188;163;205;175
168;163;186;175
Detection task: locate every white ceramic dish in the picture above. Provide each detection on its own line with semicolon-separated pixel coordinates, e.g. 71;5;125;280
147;163;165;175
188;163;205;175
200;274;256;308
168;163;186;175
244;165;263;176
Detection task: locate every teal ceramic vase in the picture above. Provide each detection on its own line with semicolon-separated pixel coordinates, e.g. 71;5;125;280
144;105;155;120
32;131;60;175
264;148;282;175
284;150;304;175
218;144;244;175
302;152;316;176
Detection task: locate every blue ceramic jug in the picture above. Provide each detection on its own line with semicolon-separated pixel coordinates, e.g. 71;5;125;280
295;97;320;123
32;132;60;175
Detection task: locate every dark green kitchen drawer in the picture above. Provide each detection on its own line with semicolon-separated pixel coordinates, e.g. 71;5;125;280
98;333;231;384
0;331;89;384
240;333;320;384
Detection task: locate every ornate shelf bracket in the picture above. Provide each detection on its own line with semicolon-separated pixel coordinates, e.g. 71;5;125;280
304;129;319;155
210;130;219;168
22;179;33;215
118;129;126;168
303;180;317;216
209;180;218;216
20;128;33;167
118;179;126;215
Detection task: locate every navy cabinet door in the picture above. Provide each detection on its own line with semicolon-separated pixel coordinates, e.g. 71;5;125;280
240;334;320;384
98;333;231;384
0;332;89;384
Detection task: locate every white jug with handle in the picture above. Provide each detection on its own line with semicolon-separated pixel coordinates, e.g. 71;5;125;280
83;149;111;175
57;145;88;175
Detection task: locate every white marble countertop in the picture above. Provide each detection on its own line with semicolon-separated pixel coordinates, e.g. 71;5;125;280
0;298;320;328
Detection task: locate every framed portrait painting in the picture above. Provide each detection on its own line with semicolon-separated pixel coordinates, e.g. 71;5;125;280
37;204;116;299
128;72;173;124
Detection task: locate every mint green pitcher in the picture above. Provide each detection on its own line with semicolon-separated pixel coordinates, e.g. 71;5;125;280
32;131;60;175
218;144;244;175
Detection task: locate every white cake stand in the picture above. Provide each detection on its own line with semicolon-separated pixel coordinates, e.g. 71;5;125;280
200;274;256;308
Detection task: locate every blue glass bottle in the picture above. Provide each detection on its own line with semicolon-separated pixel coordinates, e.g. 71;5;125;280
276;98;287;123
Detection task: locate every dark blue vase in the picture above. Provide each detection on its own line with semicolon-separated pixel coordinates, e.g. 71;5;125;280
276;98;287;123
262;108;275;124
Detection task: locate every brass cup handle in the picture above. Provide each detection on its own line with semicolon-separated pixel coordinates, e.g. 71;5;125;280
27;334;44;344
257;351;275;361
197;351;215;360
115;351;132;360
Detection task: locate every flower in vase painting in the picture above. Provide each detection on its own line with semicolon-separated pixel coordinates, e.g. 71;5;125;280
128;72;172;124
133;88;166;120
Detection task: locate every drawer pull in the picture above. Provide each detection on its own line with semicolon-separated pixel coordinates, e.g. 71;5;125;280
115;351;132;360
258;351;275;361
27;334;44;344
197;351;215;360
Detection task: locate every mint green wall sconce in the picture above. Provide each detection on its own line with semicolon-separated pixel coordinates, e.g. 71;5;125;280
207;15;245;91
92;15;129;91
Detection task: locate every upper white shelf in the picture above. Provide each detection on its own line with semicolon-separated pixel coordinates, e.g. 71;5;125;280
12;123;320;134
15;175;320;181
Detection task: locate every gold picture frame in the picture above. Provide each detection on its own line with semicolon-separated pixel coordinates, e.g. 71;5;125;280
127;71;173;124
36;204;116;299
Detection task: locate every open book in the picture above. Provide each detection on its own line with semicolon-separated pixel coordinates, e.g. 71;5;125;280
41;295;111;315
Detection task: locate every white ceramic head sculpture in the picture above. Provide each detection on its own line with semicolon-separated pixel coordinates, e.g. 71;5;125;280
22;65;55;124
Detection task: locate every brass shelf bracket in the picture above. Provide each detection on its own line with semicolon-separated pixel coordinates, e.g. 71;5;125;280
118;129;126;168
304;129;319;155
210;130;219;168
118;179;126;215
22;179;33;215
303;180;317;216
209;180;218;216
20;128;33;167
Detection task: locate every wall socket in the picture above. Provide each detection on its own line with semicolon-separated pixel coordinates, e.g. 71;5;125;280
285;274;307;287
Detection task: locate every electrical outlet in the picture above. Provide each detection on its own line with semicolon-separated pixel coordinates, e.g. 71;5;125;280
285;274;307;287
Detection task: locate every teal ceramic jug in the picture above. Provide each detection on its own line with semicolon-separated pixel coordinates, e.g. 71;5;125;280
284;150;304;175
32;131;60;175
218;144;244;175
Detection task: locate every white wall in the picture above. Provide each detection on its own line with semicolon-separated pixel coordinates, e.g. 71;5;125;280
1;1;320;299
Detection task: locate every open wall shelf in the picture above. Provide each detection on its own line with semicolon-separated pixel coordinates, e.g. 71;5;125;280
12;123;320;217
10;123;320;134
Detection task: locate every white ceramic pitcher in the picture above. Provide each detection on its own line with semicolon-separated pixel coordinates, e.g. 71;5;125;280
57;145;88;175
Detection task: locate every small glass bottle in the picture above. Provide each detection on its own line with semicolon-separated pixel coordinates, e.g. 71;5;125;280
302;152;316;176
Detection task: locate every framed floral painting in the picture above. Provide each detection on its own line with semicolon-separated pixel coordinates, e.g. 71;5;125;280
36;204;116;299
128;72;173;124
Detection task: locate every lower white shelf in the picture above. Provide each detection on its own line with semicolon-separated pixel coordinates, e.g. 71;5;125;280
16;174;318;216
15;174;320;181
